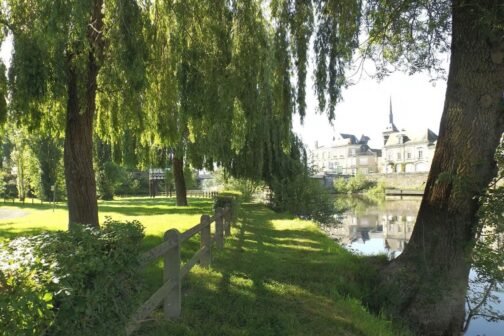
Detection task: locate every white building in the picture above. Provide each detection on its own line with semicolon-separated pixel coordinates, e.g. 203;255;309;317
311;133;380;175
381;99;437;173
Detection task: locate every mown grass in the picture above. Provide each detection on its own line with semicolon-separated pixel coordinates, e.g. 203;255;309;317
0;197;213;241
0;198;408;335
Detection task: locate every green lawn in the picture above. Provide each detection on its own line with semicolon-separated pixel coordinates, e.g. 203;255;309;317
0;197;213;241
0;198;407;336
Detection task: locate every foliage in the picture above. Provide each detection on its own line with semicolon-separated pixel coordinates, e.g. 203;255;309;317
96;161;127;200
0;170;6;198
0;218;144;336
210;169;265;202
333;174;377;194
333;177;349;194
271;173;336;224
27;135;65;201
366;181;386;197
466;141;504;328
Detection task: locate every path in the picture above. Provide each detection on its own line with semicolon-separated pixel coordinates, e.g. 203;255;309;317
0;208;28;220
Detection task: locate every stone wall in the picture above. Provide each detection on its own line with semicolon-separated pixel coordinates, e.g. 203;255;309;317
367;172;429;190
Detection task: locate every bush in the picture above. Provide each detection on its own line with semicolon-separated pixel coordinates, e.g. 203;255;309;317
333;177;349;194
0;219;144;336
366;181;386;196
333;174;376;194
270;175;336;224
96;162;127;200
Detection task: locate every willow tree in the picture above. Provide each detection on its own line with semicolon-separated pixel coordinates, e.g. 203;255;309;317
279;0;504;334
4;0;146;229
141;0;234;206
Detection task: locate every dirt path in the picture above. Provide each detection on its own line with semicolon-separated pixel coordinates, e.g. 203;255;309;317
0;208;28;220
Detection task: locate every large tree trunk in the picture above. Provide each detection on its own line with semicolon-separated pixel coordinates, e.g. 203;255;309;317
64;0;103;230
378;1;504;335
173;156;188;206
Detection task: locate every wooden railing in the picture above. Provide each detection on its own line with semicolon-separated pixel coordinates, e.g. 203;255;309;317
126;205;234;335
157;190;218;199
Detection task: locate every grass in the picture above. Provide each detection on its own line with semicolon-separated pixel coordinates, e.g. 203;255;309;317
0;197;213;241
0;197;408;336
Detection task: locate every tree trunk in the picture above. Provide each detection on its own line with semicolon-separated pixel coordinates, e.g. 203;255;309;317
64;0;103;230
378;1;504;335
173;156;188;206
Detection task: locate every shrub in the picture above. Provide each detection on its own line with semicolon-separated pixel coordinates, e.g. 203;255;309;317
366;181;386;196
0;218;144;336
333;177;349;194
96;162;127;200
270;174;336;224
333;174;376;194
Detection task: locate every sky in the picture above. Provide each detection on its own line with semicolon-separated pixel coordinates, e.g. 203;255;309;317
293;60;448;150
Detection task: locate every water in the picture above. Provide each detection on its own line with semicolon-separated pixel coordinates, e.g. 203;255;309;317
321;196;504;336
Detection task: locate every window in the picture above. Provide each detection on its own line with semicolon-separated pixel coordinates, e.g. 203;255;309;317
407;152;412;159
418;149;423;159
387;152;392;160
397;152;401;160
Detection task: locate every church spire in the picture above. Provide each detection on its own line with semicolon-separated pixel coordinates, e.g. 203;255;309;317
389;96;393;124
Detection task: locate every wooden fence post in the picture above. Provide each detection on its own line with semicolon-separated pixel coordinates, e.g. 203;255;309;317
224;206;231;237
200;215;211;267
163;229;181;318
215;208;224;248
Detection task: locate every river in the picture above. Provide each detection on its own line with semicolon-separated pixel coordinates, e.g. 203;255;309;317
320;195;504;336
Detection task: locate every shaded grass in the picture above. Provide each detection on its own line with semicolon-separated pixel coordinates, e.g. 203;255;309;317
1;198;408;335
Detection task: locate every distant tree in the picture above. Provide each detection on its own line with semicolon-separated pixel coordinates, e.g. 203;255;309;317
29;135;65;202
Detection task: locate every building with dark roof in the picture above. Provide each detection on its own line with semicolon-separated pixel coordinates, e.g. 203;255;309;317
311;133;380;175
381;99;438;173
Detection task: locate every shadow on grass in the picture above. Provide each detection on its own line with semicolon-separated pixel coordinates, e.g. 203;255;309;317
136;204;396;336
0;226;48;241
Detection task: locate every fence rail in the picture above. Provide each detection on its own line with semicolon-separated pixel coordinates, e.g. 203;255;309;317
126;205;234;335
385;189;424;197
157;190;218;199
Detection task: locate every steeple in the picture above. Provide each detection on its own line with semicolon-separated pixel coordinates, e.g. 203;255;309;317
389;96;393;124
383;96;398;145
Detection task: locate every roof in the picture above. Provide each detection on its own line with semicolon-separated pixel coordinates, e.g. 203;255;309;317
384;128;438;147
335;133;370;146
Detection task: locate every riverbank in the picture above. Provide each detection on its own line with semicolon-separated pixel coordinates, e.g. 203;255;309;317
138;203;408;335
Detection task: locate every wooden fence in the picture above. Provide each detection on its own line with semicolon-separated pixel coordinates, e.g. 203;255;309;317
126;205;234;335
157;190;218;199
385;189;424;197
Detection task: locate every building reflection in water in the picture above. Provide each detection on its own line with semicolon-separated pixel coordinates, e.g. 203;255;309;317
322;197;421;257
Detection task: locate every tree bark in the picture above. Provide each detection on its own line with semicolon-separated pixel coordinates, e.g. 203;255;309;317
64;0;103;230
378;1;504;335
173;156;188;206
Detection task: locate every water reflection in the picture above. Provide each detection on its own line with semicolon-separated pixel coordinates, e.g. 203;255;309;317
321;196;504;336
322;196;419;258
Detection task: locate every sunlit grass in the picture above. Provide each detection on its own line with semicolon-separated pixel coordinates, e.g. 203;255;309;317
0;197;213;241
